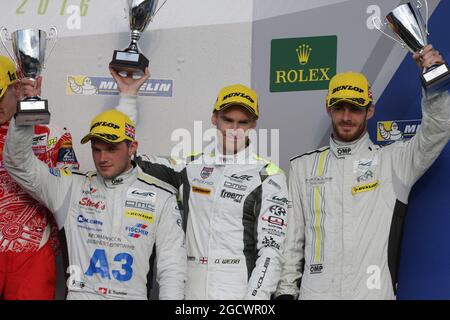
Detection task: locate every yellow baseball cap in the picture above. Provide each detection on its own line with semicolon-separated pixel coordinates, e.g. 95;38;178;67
213;84;259;118
81;109;136;144
326;72;373;108
0;55;18;99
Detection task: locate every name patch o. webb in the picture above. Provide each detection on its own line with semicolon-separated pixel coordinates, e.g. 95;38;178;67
352;180;379;195
125;209;154;223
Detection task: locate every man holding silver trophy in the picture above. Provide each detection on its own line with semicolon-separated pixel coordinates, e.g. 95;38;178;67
109;2;289;297
274;1;450;300
0;50;79;299
112;69;289;300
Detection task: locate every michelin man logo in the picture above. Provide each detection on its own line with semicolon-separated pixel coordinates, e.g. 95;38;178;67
67;76;98;95
377;120;421;143
378;121;403;141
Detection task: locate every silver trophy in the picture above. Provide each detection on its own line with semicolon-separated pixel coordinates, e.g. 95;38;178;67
0;27;57;126
110;0;166;76
373;1;450;93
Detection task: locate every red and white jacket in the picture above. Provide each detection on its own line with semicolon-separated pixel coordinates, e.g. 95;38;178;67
0;122;79;253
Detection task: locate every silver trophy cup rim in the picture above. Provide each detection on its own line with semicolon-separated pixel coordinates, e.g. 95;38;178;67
11;29;49;79
386;2;428;52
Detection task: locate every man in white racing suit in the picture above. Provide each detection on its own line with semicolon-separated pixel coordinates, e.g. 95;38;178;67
275;45;450;299
111;68;289;299
3;109;186;300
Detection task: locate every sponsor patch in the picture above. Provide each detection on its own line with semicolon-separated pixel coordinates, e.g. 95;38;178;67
357;170;374;183
377;119;421;142
262;215;287;228
192;186;211;195
310;263;323;274
200;167;214;179
125;223;149;238
269;205;287;216
262;236;281;250
220;189;244;203
336;146;351;157
352;180;379;195
224;181;247;191
127;188;156;201
125;210;154;223
306;176;332;186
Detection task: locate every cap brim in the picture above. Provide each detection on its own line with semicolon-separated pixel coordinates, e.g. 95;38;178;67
217;102;258;118
80;133;124;144
327;98;371;109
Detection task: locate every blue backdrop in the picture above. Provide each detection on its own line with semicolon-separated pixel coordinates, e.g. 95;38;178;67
367;0;450;299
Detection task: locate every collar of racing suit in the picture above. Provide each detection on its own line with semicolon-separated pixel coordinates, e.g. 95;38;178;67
211;140;255;165
102;161;137;188
329;132;374;159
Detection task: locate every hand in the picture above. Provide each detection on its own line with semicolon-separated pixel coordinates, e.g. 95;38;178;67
109;67;150;95
19;76;42;99
413;44;445;70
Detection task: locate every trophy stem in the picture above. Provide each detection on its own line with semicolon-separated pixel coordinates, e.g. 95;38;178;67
126;30;141;53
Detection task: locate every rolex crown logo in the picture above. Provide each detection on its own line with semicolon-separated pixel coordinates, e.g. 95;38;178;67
296;44;312;65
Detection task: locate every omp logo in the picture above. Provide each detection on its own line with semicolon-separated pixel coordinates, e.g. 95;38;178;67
125;210;154;224
337;147;351;156
271;35;337;92
66;75;173;97
352;180;379;195
296;44;312;65
377;120;421;142
310;264;323;274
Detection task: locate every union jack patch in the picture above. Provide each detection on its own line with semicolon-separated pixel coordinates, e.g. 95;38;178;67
125;123;135;140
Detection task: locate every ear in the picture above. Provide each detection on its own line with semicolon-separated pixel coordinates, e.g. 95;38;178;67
129;141;138;156
211;112;218;126
250;118;257;129
366;104;375;120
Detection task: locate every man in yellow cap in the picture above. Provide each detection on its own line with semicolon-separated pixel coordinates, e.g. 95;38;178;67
3;108;186;300
275;44;450;300
110;67;289;300
0;55;78;299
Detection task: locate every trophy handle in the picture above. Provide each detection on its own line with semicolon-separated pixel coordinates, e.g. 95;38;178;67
152;0;168;21
43;26;58;69
416;0;429;36
372;17;412;52
0;27;18;66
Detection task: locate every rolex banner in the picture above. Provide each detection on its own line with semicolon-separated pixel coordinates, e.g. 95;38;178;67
270;35;337;92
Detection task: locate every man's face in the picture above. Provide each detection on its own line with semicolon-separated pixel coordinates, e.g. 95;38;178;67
327;102;374;142
0;83;19;125
91;138;137;179
211;105;257;154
